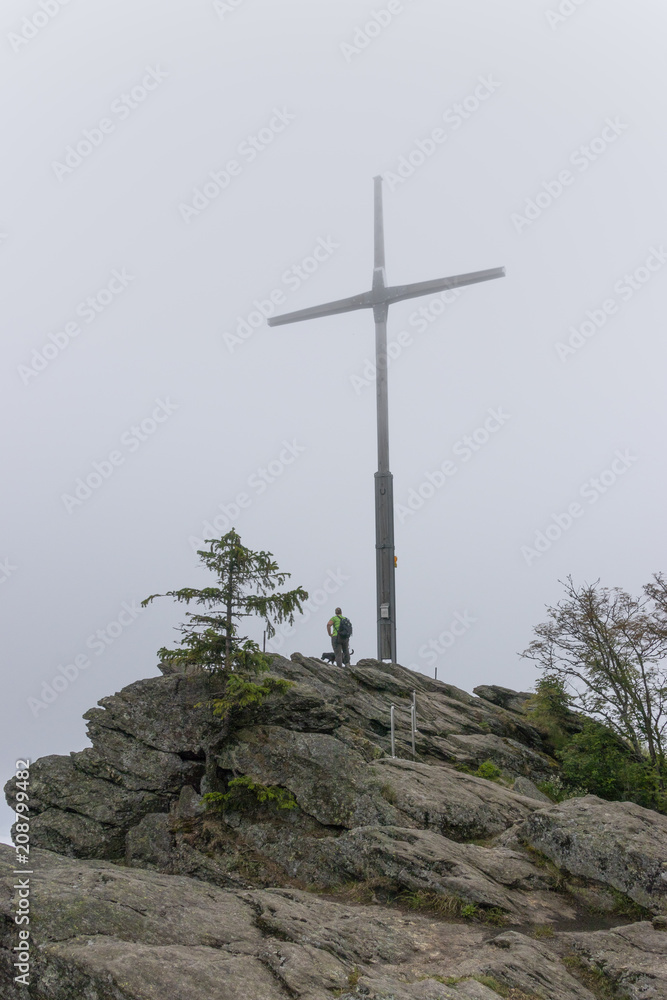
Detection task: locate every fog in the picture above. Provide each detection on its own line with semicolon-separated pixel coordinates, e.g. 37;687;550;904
2;0;667;841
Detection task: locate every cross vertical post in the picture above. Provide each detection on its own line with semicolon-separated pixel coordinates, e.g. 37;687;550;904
266;178;505;663
372;177;396;660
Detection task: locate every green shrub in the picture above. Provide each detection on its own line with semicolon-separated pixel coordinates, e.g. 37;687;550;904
558;720;666;811
475;760;503;782
203;775;297;813
536;776;586;803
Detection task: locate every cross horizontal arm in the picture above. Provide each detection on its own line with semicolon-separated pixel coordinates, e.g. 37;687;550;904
383;266;505;306
266;290;374;327
267;267;506;327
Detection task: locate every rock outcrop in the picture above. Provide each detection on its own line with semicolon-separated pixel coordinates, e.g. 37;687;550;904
501;795;667;912
2;654;666;999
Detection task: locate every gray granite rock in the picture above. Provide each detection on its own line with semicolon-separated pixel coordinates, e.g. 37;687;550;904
473;684;533;714
0;846;600;1000
550;921;667;1000
6;657;559;862
502;794;667;914
4;657;667;999
512;776;552;803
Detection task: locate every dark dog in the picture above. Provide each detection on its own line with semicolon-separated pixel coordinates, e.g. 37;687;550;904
320;650;353;665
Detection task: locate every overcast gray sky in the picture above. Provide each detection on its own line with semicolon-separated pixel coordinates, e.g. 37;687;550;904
3;0;667;842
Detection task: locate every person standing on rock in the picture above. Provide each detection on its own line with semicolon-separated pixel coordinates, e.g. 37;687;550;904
327;607;352;668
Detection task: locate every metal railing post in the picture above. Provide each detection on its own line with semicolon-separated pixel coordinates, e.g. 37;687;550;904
412;690;419;733
390;704;396;758
410;704;416;758
434;666;438;682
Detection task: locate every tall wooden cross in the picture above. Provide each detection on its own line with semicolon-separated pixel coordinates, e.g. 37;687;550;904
268;177;504;662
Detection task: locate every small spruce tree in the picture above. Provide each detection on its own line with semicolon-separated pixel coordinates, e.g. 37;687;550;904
524;675;574;750
142;529;308;721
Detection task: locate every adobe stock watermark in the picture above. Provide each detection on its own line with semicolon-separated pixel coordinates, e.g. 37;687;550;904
545;0;589;30
521;449;638;566
0;558;17;584
179;108;295;224
410;610;477;670
61;398;181;514
384;75;502;192
8;0;73;54
555;246;667;361
213;0;247;17
189;439;306;552
17;269;135;385
223;237;340;353
340;0;416;64
511;117;629;234
350;286;467;394
27;601;145;716
11;759;32;986
397;408;511;524
52;67;168;180
266;568;351;653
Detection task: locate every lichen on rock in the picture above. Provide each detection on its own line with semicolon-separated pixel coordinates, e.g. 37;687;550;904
3;654;666;998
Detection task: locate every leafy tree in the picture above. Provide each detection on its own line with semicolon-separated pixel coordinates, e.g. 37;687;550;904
558;719;663;809
522;574;667;791
142;529;308;720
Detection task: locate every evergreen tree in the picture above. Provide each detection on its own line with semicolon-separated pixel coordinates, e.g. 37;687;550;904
142;530;308;720
524;675;574;750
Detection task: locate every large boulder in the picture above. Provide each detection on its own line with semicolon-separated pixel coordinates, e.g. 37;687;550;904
4;754;169;859
267;655;551;759
437;732;558;784
4;656;667;1000
216;727;543;840
5;657;558;863
369;757;543;840
503;795;667;914
0;845;601;1000
512;776;552;803
233;822;575;924
8;845;661;999
473;685;532;714
216;725;401;829
551;921;667;1000
82;672;225;755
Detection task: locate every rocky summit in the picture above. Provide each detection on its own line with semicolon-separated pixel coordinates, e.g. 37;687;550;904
2;655;667;999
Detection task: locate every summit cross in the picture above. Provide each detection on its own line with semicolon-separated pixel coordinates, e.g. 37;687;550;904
268;176;505;662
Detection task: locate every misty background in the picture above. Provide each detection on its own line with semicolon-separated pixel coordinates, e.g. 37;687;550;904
2;0;667;842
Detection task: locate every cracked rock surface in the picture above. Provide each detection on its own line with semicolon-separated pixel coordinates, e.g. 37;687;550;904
2;655;666;998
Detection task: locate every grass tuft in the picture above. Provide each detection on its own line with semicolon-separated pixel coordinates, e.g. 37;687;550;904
320;881;508;925
418;974;541;998
563;954;633;1000
380;782;398;804
530;924;555;939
